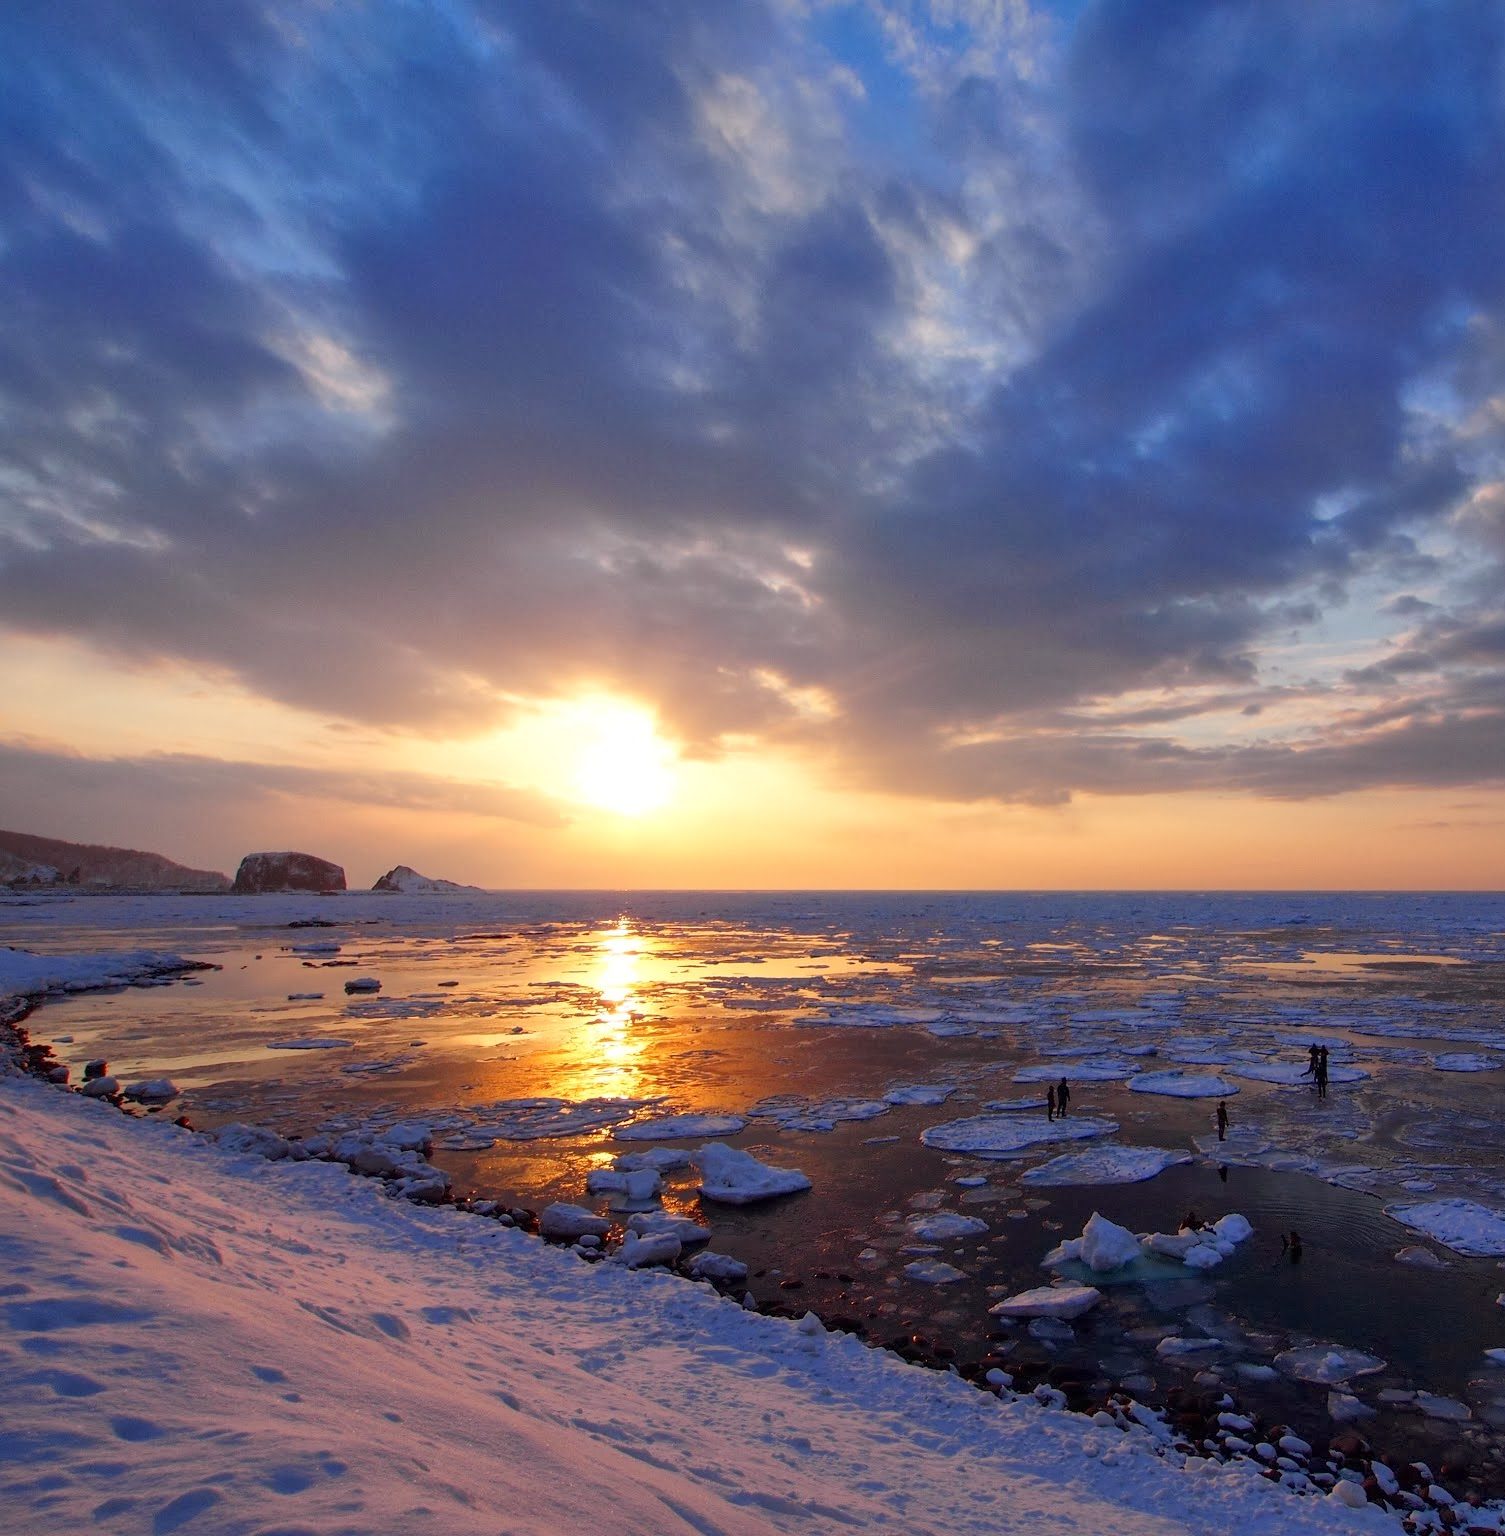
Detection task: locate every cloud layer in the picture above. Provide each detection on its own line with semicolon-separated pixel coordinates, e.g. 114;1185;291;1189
4;0;1505;808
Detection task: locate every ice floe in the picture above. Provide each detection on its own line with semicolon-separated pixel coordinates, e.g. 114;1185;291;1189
904;1259;967;1284
692;1143;811;1204
1274;1345;1386;1385
920;1113;1117;1159
906;1211;988;1242
1226;1062;1368;1086
990;1283;1102;1320
266;1036;355;1050
1385;1198;1505;1256
1128;1070;1238;1098
440;1097;650;1145
1022;1145;1192;1187
1013;1058;1138;1083
617;1113;747;1141
1433;1052;1504;1072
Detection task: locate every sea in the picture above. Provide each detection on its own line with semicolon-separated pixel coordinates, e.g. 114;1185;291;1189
6;889;1505;1487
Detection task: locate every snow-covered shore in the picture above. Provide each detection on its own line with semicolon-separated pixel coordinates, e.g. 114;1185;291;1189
1;1082;1399;1535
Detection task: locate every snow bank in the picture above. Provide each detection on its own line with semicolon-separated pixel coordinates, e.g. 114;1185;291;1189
0;944;201;1009
0;1076;1396;1536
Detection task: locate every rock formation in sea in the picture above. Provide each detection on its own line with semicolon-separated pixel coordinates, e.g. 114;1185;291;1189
371;865;479;893
231;851;347;894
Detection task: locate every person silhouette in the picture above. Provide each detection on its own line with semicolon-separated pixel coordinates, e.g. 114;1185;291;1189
1046;1084;1057;1122
1056;1078;1071;1117
1216;1099;1229;1141
1315;1048;1330;1100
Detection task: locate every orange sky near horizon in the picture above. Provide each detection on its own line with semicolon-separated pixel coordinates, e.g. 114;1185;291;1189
4;634;1502;891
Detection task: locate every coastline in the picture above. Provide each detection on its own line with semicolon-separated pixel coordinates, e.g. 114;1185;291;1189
0;949;1466;1535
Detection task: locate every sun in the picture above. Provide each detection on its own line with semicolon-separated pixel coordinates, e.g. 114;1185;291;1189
570;702;677;816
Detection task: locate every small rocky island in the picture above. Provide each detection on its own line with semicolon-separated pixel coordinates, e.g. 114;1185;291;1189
231;852;347;894
371;865;479;893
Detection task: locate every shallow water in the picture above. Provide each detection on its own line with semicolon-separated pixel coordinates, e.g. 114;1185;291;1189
8;889;1505;1481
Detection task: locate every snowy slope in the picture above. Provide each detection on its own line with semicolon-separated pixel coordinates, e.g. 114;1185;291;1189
0;1076;1394;1536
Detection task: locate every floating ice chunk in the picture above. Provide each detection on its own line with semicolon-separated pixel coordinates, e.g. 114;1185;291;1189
286;992;324;1000
539;1204;611;1240
883;1083;955;1107
906;1212;988;1242
1394;1245;1448;1268
1327;1393;1376;1423
1013;1059;1137;1083
1227;1062;1368;1085
904;1259;966;1284
625;1212;711;1245
612;1147;693;1174
1386;1198;1505;1256
462;1097;649;1142
584;1167;662;1210
920;1113;1116;1159
1077;1213;1144;1273
267;1037;354;1050
982;1097;1048;1112
343;976;381;994
1212;1212;1252;1243
1433;1052;1504;1072
1022;1146;1191;1187
380;1122;433;1153
692;1143;811;1205
686;1251;748;1284
1156;1336;1221;1357
797;1005;944;1029
1484;1349;1505;1366
990;1284;1101;1320
1417;1393;1471;1421
1128;1070;1238;1098
923;1018;976;1038
1274;1345;1386;1385
618;1114;747;1141
753;1098;890;1132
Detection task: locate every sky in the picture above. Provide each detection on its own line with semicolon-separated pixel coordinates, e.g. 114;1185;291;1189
3;0;1505;890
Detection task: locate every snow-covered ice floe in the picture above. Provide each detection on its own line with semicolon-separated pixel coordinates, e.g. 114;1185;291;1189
691;1142;811;1204
1226;1062;1368;1086
1274;1345;1386;1386
267;1036;356;1050
906;1211;988;1242
441;1097;652;1145
1433;1053;1504;1073
1385;1197;1505;1256
1128;1070;1239;1098
1013;1058;1139;1083
920;1113;1117;1159
617;1113;747;1141
1022;1146;1192;1187
990;1283;1103;1320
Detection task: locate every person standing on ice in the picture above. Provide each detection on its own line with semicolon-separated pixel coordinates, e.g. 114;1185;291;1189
1045;1084;1057;1121
1056;1078;1071;1117
1315;1050;1329;1100
1216;1099;1229;1141
1303;1042;1320;1078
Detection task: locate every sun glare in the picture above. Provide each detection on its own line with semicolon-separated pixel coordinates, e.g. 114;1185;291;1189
571;702;677;816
